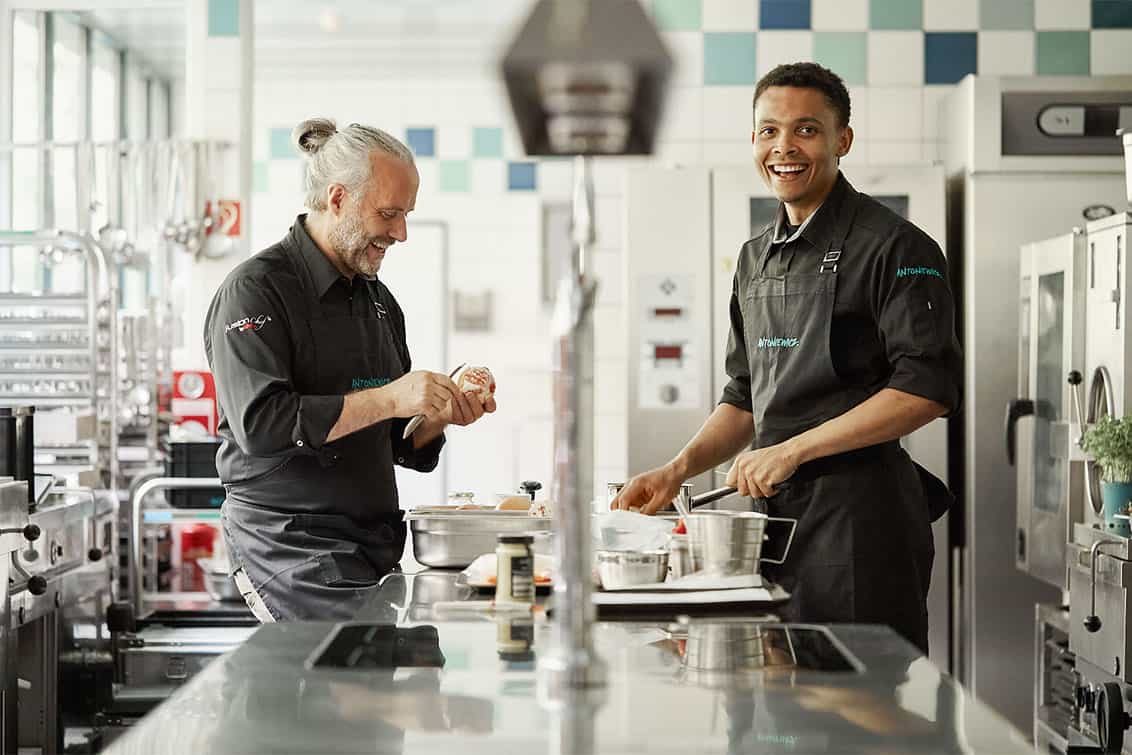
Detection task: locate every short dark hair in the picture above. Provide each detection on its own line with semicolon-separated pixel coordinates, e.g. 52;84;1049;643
753;62;851;129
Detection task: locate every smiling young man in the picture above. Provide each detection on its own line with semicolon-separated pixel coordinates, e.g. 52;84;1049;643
204;119;496;622
612;63;962;653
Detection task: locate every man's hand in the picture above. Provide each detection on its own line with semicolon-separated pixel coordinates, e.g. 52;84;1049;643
384;371;460;420
610;465;685;516
441;390;497;427
725;442;799;498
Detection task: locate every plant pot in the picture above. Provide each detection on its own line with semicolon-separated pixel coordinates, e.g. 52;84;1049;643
1101;481;1132;537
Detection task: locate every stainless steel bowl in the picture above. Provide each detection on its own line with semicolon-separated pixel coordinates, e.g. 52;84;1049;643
596;549;669;589
406;510;552;568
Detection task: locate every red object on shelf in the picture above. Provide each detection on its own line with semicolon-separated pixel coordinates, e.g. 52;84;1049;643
180;523;217;592
171;371;219;435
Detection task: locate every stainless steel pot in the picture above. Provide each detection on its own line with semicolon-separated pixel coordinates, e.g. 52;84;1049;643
685;510;796;577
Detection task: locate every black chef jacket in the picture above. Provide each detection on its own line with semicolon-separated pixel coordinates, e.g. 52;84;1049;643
203;215;444;526
719;173;962;435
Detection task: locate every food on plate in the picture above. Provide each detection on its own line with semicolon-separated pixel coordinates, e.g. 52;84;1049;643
529;500;552;518
458;366;496;401
496;496;532;511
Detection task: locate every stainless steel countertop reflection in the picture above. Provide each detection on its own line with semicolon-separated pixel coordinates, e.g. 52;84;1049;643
104;572;1033;754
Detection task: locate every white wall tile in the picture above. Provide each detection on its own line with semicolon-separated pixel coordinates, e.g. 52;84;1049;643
867;31;925;86
922;141;942;163
703;0;759;30
1034;0;1090;29
594;409;629;465
204;38;241;90
1092;30;1132;74
978;31;1035;76
757;32;814;79
593;304;628;358
436;124;471;159
702;139;756;167
921;84;953;141
591;250;624;306
867;141;928;165
594;196;624;252
701;86;754;141
204;89;242;141
847;86;868;131
924;0;978;30
812;0;868;30
594;358;630;416
536;159;574;199
866;87;923;142
654;140;705;166
658;86;704;142
468;160;504;195
661;31;705;87
840;138;869;167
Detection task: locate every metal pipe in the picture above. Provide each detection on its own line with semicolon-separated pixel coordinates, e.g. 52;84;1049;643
540;156;604;694
130;476;222;615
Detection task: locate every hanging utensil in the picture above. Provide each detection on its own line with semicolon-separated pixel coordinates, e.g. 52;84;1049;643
402;363;466;440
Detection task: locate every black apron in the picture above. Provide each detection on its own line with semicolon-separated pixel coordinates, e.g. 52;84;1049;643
222;237;408;622
744;194;937;653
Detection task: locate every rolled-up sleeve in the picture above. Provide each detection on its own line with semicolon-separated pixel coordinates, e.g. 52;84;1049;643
874;226;963;414
718;276;754;412
204;277;343;457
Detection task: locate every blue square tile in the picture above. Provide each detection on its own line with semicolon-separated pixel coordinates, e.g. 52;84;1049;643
1094;0;1132;27
508;162;537;191
704;32;758;85
208;0;240;37
760;0;811;29
269;128;295;159
405;128;435;158
925;32;978;84
473;127;503;158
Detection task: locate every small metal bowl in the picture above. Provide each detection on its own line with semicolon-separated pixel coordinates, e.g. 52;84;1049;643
595;549;669;590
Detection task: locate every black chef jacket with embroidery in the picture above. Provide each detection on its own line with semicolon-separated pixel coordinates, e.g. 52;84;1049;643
719;173;962;435
204;215;444;526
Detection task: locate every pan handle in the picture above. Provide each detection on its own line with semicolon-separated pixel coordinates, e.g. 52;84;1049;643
688;486;737;509
759;517;797;565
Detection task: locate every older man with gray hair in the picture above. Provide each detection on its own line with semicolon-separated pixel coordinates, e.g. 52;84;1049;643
204;119;495;622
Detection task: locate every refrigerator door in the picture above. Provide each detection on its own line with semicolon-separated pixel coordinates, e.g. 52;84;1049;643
1016;232;1087;590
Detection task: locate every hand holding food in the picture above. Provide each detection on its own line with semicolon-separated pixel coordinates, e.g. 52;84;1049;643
444;366;497;426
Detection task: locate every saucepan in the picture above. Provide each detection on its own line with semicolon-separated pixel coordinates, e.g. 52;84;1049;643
685;509;796;577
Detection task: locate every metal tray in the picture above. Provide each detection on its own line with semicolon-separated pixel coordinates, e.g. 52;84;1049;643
405;510;552;568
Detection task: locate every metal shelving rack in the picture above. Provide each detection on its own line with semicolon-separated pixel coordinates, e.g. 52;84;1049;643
0;229;119;487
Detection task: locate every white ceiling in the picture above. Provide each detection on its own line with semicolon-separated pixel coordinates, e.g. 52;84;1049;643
81;0;534;83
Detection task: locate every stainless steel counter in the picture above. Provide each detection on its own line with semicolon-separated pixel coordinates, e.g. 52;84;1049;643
104;573;1034;754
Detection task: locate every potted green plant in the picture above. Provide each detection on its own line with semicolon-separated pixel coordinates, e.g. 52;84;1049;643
1081;414;1132;536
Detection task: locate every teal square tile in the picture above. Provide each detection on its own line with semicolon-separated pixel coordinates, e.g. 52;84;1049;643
253;161;269;193
704;32;757;85
653;0;703;31
208;0;239;37
870;0;921;29
1036;31;1089;74
980;0;1033;29
813;32;867;85
473;127;503;158
269;127;295;159
439;161;470;192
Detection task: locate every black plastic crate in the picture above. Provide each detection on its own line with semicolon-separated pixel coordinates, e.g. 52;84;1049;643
164;440;224;508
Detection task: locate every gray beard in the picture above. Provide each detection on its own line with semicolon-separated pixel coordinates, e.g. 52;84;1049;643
327;208;379;277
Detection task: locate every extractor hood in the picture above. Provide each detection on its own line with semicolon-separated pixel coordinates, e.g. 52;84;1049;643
500;0;672;156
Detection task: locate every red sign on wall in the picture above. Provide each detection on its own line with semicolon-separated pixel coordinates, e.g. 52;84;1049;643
205;199;241;237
